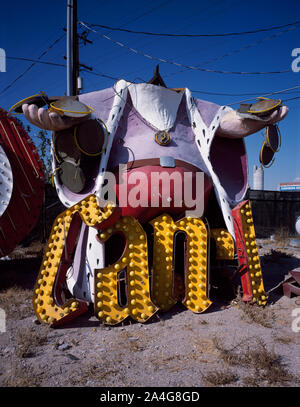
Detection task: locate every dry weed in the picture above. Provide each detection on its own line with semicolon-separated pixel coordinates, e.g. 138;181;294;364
242;375;261;387
0;286;33;319
274;335;295;344
240;303;274;328
212;336;295;386
272;227;291;246
234;287;274;328
70;357;123;386
148;351;187;373
9;241;44;260
3;361;41;387
15;327;49;358
212;336;240;366
193;337;220;363
202;370;238;386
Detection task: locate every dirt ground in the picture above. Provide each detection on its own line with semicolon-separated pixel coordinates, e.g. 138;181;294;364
0;236;299;388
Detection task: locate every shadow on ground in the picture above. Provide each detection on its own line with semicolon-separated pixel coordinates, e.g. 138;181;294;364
261;253;300;303
0;257;41;290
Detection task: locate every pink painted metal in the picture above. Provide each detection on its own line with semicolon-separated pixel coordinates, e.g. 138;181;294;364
0;108;44;257
282;269;300;298
232;200;253;302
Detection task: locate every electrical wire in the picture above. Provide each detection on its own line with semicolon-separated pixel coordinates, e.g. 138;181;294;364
3;58;298;109
85;1;240;86
82;68;300;109
281;95;300;102
6;57;65;68
191;87;300;97
164;24;298;79
82;0;175;69
9;57;293;106
81;69;119;82
226;86;300;105
84;18;300;37
80;71;148;105
0;34;65;97
107;0;236;86
82;0;230;72
79;22;292;75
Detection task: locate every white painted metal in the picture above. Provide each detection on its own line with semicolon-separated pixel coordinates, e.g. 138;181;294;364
295;215;300;235
66;226;104;303
185;88;236;238
0;145;13;217
128;82;183;131
52;79;128;208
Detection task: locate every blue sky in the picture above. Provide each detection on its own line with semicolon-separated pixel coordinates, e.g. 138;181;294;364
0;0;299;190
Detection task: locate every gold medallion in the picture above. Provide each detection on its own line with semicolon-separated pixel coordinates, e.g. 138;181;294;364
154;130;171;146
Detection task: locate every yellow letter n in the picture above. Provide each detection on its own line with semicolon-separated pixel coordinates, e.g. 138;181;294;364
150;214;212;313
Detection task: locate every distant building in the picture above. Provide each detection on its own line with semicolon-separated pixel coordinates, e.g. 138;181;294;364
279;182;300;192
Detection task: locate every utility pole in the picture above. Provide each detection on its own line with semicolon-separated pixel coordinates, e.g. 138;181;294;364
66;0;92;95
67;0;78;96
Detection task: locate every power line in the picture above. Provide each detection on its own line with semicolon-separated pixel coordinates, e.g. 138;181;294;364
4;55;298;104
84;0;176;72
81;69;148;105
79;23;292;75
226;86;300;106
110;0;234;86
0;34;65;96
86;1;239;84
83;69;300;108
164;24;298;79
81;68;118;81
4;52;298;107
282;95;300;102
6;57;65;68
82;68;147;92
116;0;175;28
85;69;300;112
193;85;300;99
84;18;300;38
